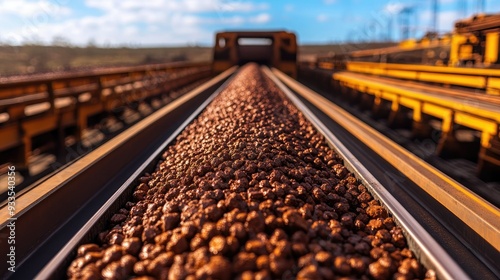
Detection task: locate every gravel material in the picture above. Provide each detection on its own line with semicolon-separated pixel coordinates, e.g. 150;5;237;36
68;64;431;280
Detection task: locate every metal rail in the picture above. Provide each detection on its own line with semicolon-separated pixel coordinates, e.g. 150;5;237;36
264;66;469;280
0;67;236;279
273;67;500;254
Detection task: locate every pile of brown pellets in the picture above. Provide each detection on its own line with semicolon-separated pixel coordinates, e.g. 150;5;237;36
68;64;431;280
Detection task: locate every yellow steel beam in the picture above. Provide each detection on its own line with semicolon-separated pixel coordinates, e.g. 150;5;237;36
381;91;398;101
347;61;500;76
334;72;500;123
334;72;500;147
399;97;421;122
485;32;499;65
418;72;486;88
345;61;500;93
399;96;420;109
487;77;500;95
391;98;399;112
455;112;498;135
386;69;417;80
422;103;452;119
367;88;378;95
454;112;498;147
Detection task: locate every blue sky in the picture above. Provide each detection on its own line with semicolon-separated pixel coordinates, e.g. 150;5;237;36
1;0;500;46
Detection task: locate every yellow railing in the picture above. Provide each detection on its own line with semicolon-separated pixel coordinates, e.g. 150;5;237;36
334;71;500;150
344;61;500;95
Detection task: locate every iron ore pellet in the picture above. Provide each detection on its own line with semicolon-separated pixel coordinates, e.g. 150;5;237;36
68;64;432;280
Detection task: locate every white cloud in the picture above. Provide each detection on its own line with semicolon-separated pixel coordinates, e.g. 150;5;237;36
84;0;267;13
217;1;269;12
249;13;271;23
0;0;71;17
317;14;329;22
0;0;72;44
1;0;272;46
284;4;294;12
323;0;336;5
218;15;245;25
383;3;406;14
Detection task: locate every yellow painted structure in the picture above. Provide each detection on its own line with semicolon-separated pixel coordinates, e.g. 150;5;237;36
485;32;500;65
449;14;500;66
333;72;500;152
344;61;500;95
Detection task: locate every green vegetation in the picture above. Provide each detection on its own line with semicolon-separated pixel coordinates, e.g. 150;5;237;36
0;42;396;76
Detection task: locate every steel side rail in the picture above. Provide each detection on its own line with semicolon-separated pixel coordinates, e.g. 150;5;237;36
264;67;469;280
272;68;500;253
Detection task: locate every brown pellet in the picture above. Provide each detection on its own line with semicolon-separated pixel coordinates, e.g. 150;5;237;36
68;64;429;279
